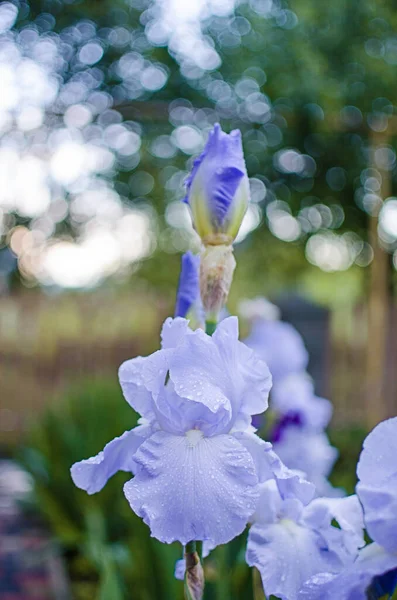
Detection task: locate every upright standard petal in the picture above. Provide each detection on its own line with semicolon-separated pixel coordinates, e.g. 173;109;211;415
174;251;201;319
71;424;151;494
118;356;157;420
356;417;397;553
169;317;271;432
123;430;259;545
160;316;193;349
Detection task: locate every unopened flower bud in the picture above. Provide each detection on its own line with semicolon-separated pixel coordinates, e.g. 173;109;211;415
184;550;204;600
200;244;236;323
184;123;249;246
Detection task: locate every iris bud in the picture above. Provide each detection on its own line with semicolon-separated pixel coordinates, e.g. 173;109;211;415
184;124;249;246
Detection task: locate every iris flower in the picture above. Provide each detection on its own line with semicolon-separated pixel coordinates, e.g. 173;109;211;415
299;417;397;599
244;318;309;382
247;481;364;600
71;316;312;546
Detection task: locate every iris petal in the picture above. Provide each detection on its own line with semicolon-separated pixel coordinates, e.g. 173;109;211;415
356;417;397;553
299;543;397;600
247;520;342;600
71;424;151;494
123;430;259;545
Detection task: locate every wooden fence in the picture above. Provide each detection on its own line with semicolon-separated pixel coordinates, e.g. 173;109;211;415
1;296;397;445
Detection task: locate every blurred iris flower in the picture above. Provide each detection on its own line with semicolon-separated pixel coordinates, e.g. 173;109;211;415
247;482;364;600
71;316;314;546
184;123;249;246
299;417;397;599
244;317;309;381
242;297;339;497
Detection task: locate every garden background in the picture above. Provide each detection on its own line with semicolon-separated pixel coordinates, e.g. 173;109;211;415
0;0;397;597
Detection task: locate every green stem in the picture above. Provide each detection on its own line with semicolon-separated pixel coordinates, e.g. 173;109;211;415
214;544;230;600
205;321;217;336
252;568;266;600
186;541;196;554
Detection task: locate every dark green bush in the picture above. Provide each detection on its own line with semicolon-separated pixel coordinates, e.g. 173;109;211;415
19;378;182;600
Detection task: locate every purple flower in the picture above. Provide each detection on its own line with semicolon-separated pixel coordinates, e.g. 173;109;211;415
246;481;364;600
299;417;397;600
174;251;201;320
272;426;339;497
299;545;397;600
184;124;249;245
271;373;332;431
356;417;397;554
72;316;316;547
244;319;309;382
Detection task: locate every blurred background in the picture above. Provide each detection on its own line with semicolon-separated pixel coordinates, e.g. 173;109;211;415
0;0;396;597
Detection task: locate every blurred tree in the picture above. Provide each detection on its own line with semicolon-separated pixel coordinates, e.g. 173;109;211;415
1;0;397;297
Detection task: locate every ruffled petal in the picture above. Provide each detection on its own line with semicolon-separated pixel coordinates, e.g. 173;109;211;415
118;356;156;420
356;417;397;553
303;495;365;556
298;543;397;600
247;520;343;600
71;424;151;494
236;338;272;416
123;430;259;545
168;326;233;433
233;431;315;507
160;316;193;349
213;316;272;416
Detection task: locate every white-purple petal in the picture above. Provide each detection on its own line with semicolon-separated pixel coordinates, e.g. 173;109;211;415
298;543;397;600
123;430;259;546
70;424;151;494
118;356;156;420
233;431;315;506
247;520;342;600
356;417;397;553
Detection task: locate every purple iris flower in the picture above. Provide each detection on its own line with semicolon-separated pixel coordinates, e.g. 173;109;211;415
272;426;339;498
299;417;397;599
246;481;364;600
244;318;309;382
174;251;201;319
271;373;332;431
271;411;304;443
184;123;249;246
71;316;313;547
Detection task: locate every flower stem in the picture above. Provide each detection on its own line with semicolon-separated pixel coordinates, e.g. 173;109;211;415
205;321;217;336
252;568;266;600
